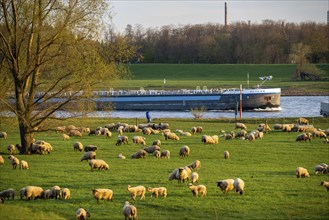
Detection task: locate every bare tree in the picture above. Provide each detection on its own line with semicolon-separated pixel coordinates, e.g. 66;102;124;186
0;0;117;153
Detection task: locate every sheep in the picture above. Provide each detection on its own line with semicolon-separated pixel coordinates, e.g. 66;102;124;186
19;187;26;200
201;135;218;144
224;151;230;159
143;145;160;153
257;123;271;133
8;155;19;169
25;186;44;200
312;130;327;139
0;197;4;203
122;201;138;220
314;164;328;175
164;132;180;141
236;130;247;138
282;124;294;132
273;124;283;130
224;131;235;140
320;181;329;191
127;185;146;200
20;160;29;170
131;150;147;159
118;153;126;159
0;155;4;165
297;117;309;125
233;178;245;195
168;167;188;183
296;167;310;178
152;139;161;146
89;159;109;171
190;172;199;183
153;150;161;159
184;166;192;177
191;126;203;135
105;130;112;138
69;129;82;137
73;142;83;152
0;131;8;139
147;187;167;198
80;151;96;162
92;188;113;202
76;208;90;220
62;188;70;200
43;189;53;199
187;160;201;170
84;145;98;152
296;133;311;142
179;145;190;157
7;144;16;154
62;133;70;140
132;136;146;145
176;129;192;136
292;125;315;133
51;185;61;199
187;183;207;197
30;140;53;154
142;127;152;135
161;150;170;159
217;179;235;194
0;188;15;200
235;122;247;130
116;135;129;146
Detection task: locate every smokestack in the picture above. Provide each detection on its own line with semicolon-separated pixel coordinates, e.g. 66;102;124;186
225;1;229;32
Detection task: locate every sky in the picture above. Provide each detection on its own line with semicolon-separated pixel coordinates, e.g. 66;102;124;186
109;0;328;32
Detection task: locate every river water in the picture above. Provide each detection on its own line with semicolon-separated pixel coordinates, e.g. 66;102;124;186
84;96;329;119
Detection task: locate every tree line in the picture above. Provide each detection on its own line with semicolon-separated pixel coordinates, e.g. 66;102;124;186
104;20;328;64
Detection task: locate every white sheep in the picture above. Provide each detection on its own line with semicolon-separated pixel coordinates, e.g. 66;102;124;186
118;153;126;159
20;160;29;170
296;133;311;142
152;139;161;146
143;145;161;153
62;188;70;200
84;145;98;152
160;150;170;159
43;189;53;199
191;126;203;135
233;178;245;195
92;188;113;202
0;131;8;139
62;133;70;140
7;144;16;154
187;160;201;170
8;155;19;169
0;188;15;200
296;167;310;178
25;186;44;200
80;151;96;162
179;145;190;157
175;167;188;183
76;208;90;220
187;183;207;197
0;155;4;165
127;185;146;200
273;124;283;130
201;135;218;144
224;151;230;159
164;132;180;141
69;129;83;137
236;130;247;138
122;201;138;220
131;149;148;159
116;135;129;146
235;123;247;130
51;185;61;199
321;181;329;191
314;164;328;175
89;159;109;171
73;142;83;152
217;179;234;194
132;136;146;145
190;172;199;183
147;187;167;198
153;150;161;159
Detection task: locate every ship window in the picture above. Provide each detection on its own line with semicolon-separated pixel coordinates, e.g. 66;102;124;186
264;96;271;101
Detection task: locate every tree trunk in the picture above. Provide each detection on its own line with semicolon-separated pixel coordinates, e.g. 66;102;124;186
18;119;34;154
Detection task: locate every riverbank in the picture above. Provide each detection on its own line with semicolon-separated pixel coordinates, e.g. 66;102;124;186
281;88;329;96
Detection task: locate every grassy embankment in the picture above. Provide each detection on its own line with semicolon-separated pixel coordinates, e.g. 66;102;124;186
111;64;329;95
0;117;328;220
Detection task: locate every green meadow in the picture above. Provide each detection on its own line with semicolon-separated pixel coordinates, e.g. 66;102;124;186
0;117;328;220
111;64;329;94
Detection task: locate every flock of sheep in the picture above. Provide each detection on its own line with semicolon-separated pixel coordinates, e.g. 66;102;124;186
0;117;328;219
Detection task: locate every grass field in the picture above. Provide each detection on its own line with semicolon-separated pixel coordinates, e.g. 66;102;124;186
109;64;329;95
0;117;328;220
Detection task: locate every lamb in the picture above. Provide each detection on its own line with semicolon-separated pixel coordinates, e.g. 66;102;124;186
143;145;160;153
89;159;109;171
73;142;83;152
92;188;113;202
217;179;235;194
118;153;126;159
152;139;161;146
62;133;70;140
7;144;16;154
80;151;96;161
0;155;4;165
297;117;309;125
179;145;190;157
0;188;15;200
296;167;310;178
122;201;138;220
116;135;129;146
235;123;247;130
320;181;329;191
164;132;180;141
233;178;245;195
62;188;70;199
8;155;19;169
84;145;98;152
25;186;44;200
0;131;8;139
190;172;199;183
20;160;29;170
147;187;167;198
187;183;207;197
153;150;161;159
224;151;230;159
160;150;170;159
132;136;146;145
127;185;146;200
76;208;90;220
191;126;203;135
187;160;201;170
131;149;147;159
296;133;311;142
